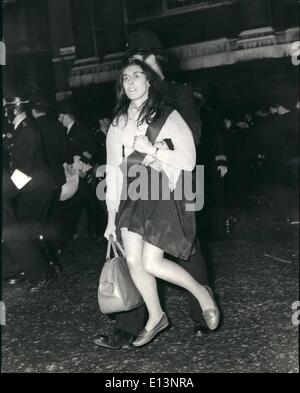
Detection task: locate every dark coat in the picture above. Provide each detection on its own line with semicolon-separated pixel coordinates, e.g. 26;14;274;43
161;80;202;147
2;169;19;200
34;115;71;188
197;103;227;168
66;122;98;163
9;117;57;193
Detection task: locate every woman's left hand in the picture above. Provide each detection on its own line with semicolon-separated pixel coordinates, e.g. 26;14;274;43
154;140;169;151
133;135;154;155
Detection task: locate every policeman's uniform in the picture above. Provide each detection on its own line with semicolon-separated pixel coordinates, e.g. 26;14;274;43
9;116;57;249
196;95;228;240
2;169;51;281
34;113;71;248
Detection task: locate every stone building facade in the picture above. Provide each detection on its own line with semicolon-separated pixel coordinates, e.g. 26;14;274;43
3;0;299;121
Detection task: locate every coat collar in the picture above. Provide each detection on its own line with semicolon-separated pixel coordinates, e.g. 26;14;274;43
13;113;27;130
67;120;76;135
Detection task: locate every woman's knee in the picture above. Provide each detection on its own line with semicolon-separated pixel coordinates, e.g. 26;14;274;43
121;228;143;271
142;255;160;275
126;254;142;271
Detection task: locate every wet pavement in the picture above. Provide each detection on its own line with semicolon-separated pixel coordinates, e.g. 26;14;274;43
1;207;299;373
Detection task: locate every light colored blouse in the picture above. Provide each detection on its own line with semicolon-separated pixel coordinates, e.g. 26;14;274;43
106;108;196;213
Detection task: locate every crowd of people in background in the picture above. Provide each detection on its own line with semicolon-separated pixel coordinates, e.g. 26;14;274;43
2;94;107;291
223;101;299;223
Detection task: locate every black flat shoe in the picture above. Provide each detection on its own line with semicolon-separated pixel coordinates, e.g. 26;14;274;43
49;258;64;275
28;267;58;293
5;271;25;285
193;324;212;337
94;330;134;350
93;335;122;350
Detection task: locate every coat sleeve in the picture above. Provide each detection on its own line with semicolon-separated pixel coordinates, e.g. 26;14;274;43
2;169;19;199
82;126;98;161
105;124;123;213
176;85;202;147
156;110;196;172
16;128;40;174
57;121;73;165
207;106;228;166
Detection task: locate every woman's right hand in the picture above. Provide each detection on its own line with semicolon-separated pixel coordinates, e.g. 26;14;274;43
104;222;117;241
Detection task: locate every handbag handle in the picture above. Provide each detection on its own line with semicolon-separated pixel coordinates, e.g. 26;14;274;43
106;235;126;260
115;239;126;257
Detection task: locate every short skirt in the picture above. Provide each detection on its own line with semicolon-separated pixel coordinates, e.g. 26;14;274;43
116;167;196;260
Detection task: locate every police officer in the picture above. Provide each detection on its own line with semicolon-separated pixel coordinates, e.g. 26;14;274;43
3;95;58;291
31;94;71;269
194;87;228;241
2;169;52;287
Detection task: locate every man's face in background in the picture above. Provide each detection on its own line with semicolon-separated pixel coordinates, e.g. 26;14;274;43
58;113;71;128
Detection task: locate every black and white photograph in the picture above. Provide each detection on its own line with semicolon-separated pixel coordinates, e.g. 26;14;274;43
1;0;299;375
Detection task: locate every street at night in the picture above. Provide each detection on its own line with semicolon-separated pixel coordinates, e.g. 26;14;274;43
2;205;298;373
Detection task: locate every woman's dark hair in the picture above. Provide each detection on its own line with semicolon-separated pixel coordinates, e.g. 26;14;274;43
112;58;163;127
123;50;169;72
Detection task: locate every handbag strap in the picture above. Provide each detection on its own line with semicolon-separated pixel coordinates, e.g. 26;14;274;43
106;236;126;260
115;240;126;257
106;238;117;260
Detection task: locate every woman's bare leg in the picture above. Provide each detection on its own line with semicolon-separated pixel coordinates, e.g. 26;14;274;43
121;228;164;331
142;242;216;312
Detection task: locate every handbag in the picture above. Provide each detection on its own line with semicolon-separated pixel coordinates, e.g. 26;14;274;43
98;237;144;314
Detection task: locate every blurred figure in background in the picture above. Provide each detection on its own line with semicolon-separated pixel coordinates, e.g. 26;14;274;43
2;168;52;289
94;117;111;222
58;102;106;243
95;117;110;165
31;93;71;271
225;115;252;214
3;95;58;291
194;87;228;241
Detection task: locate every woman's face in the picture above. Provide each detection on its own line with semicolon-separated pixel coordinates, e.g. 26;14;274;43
121;64;150;105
